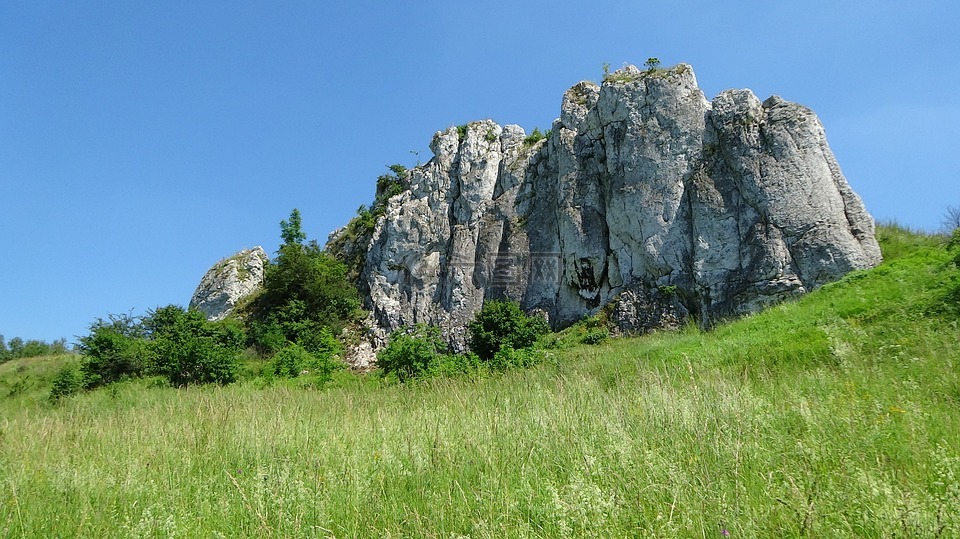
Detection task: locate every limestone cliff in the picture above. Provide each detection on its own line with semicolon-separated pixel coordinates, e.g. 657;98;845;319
189;247;268;321
347;63;881;350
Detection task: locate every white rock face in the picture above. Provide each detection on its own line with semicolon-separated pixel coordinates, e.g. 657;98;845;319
189;247;269;321
351;64;881;349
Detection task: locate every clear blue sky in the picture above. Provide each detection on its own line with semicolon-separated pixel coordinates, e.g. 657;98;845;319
2;1;958;344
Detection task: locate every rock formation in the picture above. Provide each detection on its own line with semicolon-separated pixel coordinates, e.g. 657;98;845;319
346;63;881;350
189;247;268;321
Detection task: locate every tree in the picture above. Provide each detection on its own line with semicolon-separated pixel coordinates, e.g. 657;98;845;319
943;205;960;233
78;313;152;388
644;57;661;71
377;324;448;380
78;306;244;389
145;306;244;386
49;363;84;403
7;337;24;358
467;300;549;360
280;208;307;246
248;210;360;356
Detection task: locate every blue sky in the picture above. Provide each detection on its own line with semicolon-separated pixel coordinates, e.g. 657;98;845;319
2;1;958;344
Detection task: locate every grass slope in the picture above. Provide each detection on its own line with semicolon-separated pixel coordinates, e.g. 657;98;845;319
1;226;959;538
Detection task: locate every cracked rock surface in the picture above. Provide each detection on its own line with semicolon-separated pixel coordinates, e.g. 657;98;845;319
351;63;881;350
189;247;268;321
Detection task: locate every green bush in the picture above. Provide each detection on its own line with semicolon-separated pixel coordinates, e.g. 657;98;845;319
523;127;548;146
489;345;544;371
79;306;245;389
377;324;449;380
78;314;152;389
581;328;609;345
467;301;550;360
272;343;343;384
146;306;243;386
949;228;960;267
0;335;69;362
272;344;315;378
247;210;360;355
48;363;83;403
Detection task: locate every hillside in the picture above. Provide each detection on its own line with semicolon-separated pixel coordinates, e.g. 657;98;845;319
1;225;958;537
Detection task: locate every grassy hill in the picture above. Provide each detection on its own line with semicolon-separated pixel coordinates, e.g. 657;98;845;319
1;225;958;538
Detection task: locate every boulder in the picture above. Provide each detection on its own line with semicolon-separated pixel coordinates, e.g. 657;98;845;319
189;247;268;321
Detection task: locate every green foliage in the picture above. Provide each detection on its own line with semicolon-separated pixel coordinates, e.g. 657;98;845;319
0;334;68;362
5;226;960;537
271;343;343;385
658;284;678;297
272;343;315;378
948;228;960;267
279;208;307;246
456;123;468;141
580;328;608;345
78;313;152;389
79;306;244;389
467;300;550;360
249;243;358;349
377;324;449;380
328;166;410;286
523;127;548;146
48;363;83;403
248;212;360;356
644;56;661;71
489;345;544;371
372;165;409;216
146;306;243;386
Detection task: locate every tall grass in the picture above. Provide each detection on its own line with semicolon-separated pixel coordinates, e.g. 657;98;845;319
1;225;958;537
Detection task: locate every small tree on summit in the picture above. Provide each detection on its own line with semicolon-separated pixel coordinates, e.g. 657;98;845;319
280;208;307;246
644;57;661;71
248;209;361;356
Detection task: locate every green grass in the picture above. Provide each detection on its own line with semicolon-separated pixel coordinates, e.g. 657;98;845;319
2;225;959;537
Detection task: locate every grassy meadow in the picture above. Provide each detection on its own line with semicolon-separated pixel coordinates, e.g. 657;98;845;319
1;225;959;538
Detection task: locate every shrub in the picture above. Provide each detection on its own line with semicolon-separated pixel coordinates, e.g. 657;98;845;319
146;306;243;386
581;329;608;345
248;210;360;354
524;127;548;146
467;300;550;361
49;363;83;403
272;343;316;378
0;335;69;361
489;345;544;371
377;324;448;380
949;228;960;267
78;314;152;389
272;343;343;384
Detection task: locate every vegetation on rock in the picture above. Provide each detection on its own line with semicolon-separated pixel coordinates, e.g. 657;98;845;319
327;165;410;287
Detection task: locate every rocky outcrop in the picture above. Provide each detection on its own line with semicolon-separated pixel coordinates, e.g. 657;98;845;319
352;63;881;349
189;247;269;321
